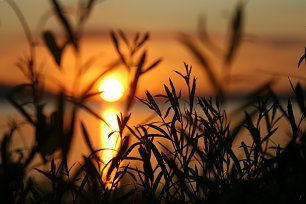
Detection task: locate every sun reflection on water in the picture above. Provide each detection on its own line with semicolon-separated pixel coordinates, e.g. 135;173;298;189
100;108;120;183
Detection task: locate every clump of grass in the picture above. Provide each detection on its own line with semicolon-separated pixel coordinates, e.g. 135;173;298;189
0;0;158;202
1;0;306;203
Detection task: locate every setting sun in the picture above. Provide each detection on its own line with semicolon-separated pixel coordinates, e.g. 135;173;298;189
99;78;124;102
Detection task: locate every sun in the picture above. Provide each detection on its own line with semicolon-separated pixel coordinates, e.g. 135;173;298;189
99;78;124;102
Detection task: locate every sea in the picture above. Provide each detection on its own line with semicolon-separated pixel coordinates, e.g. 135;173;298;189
0;96;297;179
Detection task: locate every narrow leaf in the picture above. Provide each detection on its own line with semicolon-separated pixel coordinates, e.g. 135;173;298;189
80;121;100;161
51;0;78;50
42;30;62;67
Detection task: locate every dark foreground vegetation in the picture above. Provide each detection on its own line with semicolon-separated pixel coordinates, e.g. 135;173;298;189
1;0;306;203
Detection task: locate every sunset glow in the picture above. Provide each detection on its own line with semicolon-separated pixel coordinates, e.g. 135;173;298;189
1;0;306;201
100;108;120;183
99;78;124;102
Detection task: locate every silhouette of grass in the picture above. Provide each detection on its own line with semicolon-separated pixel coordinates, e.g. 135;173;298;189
1;0;306;203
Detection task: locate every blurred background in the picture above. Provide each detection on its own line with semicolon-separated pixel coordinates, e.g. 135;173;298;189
0;0;306;97
0;0;306;167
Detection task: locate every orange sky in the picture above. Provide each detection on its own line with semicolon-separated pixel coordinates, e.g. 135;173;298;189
0;0;306;97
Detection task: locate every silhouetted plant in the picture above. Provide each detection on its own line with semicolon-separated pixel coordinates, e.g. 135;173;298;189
0;0;159;203
1;0;306;204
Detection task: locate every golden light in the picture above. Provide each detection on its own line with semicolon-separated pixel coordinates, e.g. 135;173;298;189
99;78;124;102
100;108;120;184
